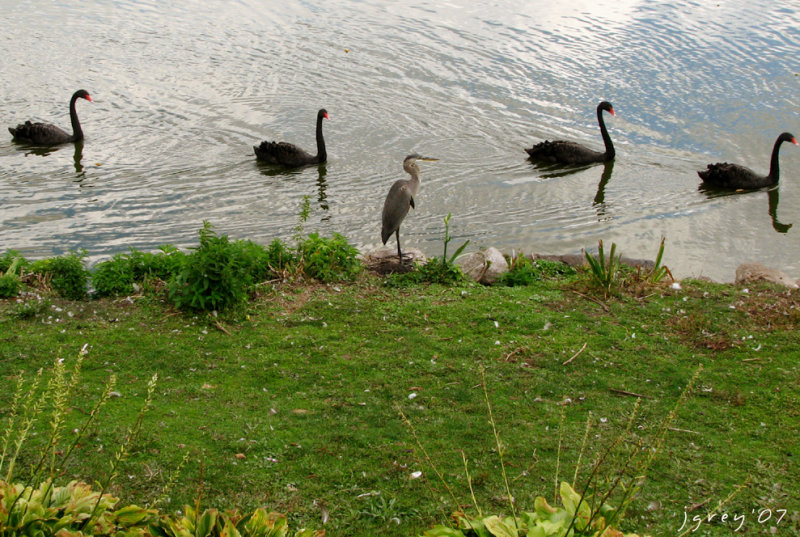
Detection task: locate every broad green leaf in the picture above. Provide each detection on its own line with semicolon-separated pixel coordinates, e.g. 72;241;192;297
524;524;546;537
422;526;468;537
194;509;218;537
220;518;242;537
483;515;518;537
559;482;581;516
115;505;152;526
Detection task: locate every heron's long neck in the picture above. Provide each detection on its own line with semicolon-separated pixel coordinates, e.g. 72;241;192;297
315;114;326;161
598;108;614;160
407;171;420;198
69;94;84;141
768;137;785;180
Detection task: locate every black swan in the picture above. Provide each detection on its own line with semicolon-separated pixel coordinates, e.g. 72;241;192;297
381;154;438;261
698;132;798;190
9;89;93;145
254;109;329;166
526;101;616;165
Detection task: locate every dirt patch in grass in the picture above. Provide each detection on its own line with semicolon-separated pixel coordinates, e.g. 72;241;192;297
735;286;800;331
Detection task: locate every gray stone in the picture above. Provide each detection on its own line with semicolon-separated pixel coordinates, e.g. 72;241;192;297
735;262;799;289
457;247;509;284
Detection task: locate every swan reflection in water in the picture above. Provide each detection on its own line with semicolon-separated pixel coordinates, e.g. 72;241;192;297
699;184;792;234
73;140;85;178
592;160;615;221
529;158;616;223
316;164;329;217
256;161;330;215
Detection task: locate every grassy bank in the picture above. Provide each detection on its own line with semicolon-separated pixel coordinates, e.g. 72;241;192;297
1;273;799;536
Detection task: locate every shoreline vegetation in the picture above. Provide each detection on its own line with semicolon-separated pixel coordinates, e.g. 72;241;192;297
1;221;799;536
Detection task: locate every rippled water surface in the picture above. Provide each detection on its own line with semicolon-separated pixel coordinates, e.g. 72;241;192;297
2;0;800;281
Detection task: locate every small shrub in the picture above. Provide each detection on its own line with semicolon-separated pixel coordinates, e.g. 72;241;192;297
499;256;576;287
0;274;21;298
416;257;465;285
235;239;281;283
168;223;258;311
30;251;89;300
0;257;25;298
92;246;187;297
91;252;137;297
265;238;297;275
0;250;29;274
297;232;362;282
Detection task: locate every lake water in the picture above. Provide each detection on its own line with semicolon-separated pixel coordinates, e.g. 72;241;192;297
2;0;799;282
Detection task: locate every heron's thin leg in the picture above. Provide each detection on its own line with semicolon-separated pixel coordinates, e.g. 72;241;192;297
395;230;403;261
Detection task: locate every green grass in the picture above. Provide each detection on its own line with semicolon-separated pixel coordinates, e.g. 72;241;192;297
1;275;799;536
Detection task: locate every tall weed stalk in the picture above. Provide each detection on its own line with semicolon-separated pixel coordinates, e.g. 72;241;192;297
81;372;158;530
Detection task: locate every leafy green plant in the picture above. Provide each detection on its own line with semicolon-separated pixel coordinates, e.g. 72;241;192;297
0;479;158;536
236;238;288;283
264;238;297;276
0;250;29;273
420;482;643;537
583;240;621;297
30;251;90;300
0;481;322;537
499;255;576;287
167;222;262;311
0;255;25;298
92;245;186;297
297;232;362;282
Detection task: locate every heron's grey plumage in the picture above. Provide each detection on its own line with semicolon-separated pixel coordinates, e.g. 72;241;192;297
381;154;437;261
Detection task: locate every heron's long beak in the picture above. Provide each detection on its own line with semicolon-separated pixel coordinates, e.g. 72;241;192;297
418;157;439;161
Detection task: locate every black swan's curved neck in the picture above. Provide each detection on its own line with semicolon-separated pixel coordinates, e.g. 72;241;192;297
768;136;788;180
597;106;614;160
69;93;84;141
315;113;326;162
